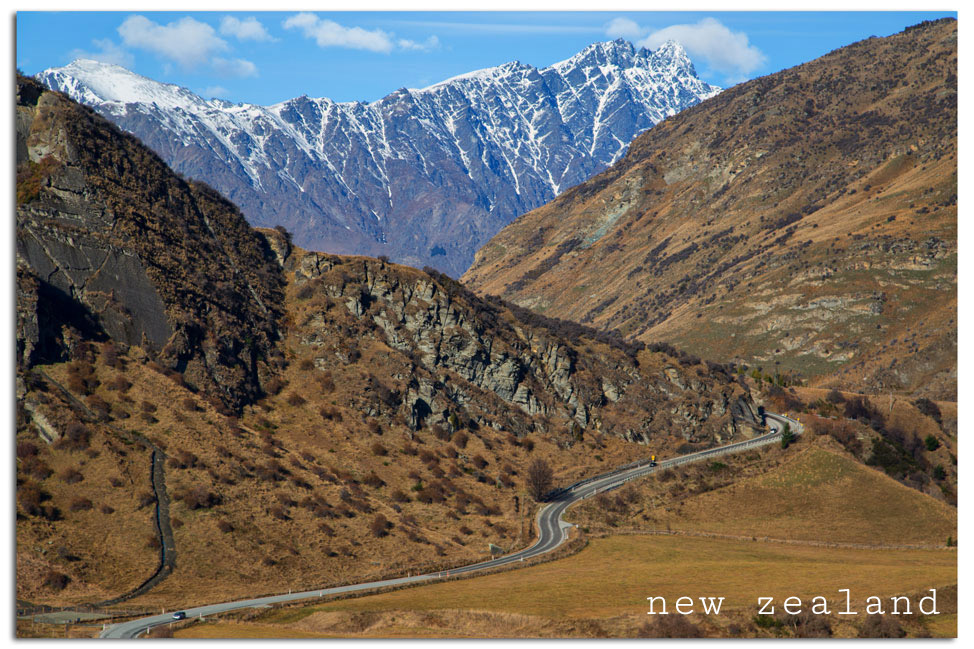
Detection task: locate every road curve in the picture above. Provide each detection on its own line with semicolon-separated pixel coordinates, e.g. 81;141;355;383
100;413;801;638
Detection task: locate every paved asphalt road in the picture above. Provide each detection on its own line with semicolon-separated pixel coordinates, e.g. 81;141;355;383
100;413;801;638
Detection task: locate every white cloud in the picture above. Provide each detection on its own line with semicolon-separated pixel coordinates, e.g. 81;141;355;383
69;38;134;68
604;17;644;40
637;18;766;79
283;13;439;54
395;20;599;35
220;16;275;42
283;13;395;53
118;15;228;70
397;35;440;52
212;57;258;78
203;85;229;98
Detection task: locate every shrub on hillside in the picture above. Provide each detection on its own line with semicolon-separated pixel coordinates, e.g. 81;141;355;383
69;497;93;512
913;397;942;425
58;422;90;451
370;513;391;538
43;569;71;591
179;485;220;509
58;467;84;484
858;615;905;638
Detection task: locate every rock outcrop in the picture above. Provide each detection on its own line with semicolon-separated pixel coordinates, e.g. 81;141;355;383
281;244;761;445
16;75;286;409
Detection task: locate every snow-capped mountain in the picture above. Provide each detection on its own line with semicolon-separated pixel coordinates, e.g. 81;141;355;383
38;40;719;276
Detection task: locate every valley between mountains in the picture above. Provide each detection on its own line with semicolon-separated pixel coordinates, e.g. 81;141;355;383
16;17;956;640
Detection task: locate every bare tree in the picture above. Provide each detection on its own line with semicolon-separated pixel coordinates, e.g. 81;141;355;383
526;459;554;502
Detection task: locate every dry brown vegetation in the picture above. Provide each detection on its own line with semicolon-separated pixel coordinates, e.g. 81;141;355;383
573;436;955;547
174;536;955;638
463;19;957;401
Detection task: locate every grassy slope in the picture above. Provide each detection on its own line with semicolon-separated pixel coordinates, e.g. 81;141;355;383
462;19;957;400
169;435;956;638
174;535;955;638
589;443;957;545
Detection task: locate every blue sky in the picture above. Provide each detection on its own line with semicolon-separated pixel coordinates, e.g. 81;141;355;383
16;10;957;106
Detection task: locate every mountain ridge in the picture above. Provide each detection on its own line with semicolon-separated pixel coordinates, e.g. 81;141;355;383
462;18;957;400
37;39;719;276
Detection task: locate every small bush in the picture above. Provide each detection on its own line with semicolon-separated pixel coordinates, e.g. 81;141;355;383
59;467;84;484
18;481;46;516
858;614;905;638
265;376;285;395
269;505;289;520
16;441;39;459
69;497;93;512
22;456;52;481
287;393;307;407
370;513;391;537
391;489;410;503
216;520;234;533
60;422;91;451
318;523;336;536
318;373;336;393
363;471;385;488
107;376;132;392
179;485;220;509
43;569;71;591
319;406;343;421
371;442;388;457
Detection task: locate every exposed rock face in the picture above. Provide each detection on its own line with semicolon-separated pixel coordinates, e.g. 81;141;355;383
463;19;957;400
38;40;719;277
282;245;761;445
15;75;286;409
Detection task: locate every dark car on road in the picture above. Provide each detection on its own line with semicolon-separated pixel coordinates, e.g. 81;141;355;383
172;611;187;620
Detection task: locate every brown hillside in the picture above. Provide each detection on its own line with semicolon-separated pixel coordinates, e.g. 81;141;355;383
16;74;766;611
463;19;957;400
16;75;285;410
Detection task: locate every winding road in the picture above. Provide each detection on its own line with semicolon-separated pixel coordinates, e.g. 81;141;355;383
99;413;801;638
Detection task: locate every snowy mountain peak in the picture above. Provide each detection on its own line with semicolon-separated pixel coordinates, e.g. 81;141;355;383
653;39;690;60
38;40;720;277
42;58;208;112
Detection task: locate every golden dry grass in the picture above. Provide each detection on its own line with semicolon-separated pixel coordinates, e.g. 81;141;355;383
175;534;955;638
306;536;954;618
644;444;956;545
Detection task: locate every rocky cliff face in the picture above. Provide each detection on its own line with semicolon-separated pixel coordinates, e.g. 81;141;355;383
277;241;760;447
38;40;719;276
16;75;286;409
464;19;957;400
